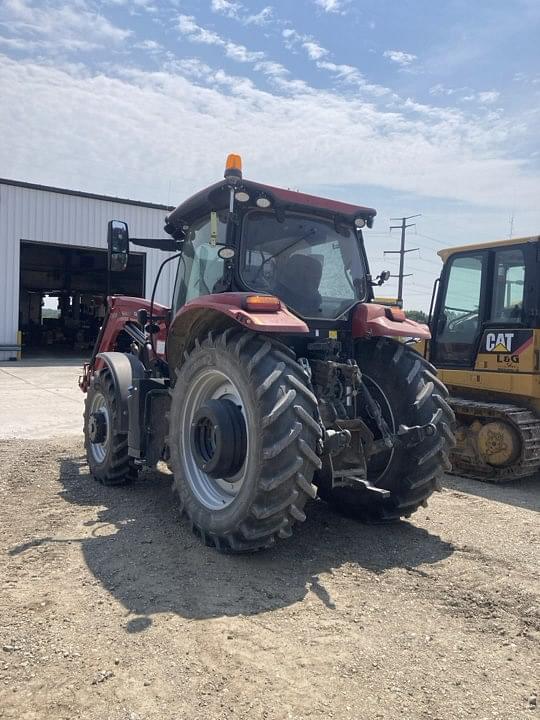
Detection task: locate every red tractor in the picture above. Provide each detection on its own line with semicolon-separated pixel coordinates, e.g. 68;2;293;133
80;155;454;552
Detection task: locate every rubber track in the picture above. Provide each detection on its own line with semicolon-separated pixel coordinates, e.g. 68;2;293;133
449;397;540;483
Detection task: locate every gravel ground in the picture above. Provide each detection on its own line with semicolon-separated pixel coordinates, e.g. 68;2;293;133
0;437;538;720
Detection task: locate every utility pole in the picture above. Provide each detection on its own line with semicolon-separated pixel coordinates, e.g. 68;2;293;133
385;214;421;307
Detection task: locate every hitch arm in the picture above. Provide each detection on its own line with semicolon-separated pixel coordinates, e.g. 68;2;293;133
397;409;442;448
359;382;394;449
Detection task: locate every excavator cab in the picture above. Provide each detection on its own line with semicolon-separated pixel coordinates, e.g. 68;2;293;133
427;235;540;481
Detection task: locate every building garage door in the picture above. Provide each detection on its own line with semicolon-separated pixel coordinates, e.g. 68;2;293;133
19;241;145;356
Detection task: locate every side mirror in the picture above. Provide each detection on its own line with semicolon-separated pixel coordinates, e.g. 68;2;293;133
107;220;129;272
371;270;391;286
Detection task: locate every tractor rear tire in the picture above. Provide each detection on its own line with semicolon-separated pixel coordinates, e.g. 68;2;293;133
84;369;137;486
168;329;322;552
320;338;455;522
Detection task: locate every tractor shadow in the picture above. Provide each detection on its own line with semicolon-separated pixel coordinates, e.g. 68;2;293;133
24;454;455;628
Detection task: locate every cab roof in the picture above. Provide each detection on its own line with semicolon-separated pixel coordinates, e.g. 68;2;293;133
165;178;377;234
438;235;540;263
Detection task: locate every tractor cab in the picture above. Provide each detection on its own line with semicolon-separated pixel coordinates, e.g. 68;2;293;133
164;154;377;328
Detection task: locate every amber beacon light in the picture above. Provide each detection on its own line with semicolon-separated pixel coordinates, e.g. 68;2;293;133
224;153;243;181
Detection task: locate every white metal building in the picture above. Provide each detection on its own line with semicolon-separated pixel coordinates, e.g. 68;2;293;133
0;178;176;361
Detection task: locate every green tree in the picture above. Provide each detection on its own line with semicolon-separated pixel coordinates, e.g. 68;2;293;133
406;309;428;324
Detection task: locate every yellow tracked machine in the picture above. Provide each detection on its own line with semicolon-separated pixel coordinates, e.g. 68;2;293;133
424;235;540;482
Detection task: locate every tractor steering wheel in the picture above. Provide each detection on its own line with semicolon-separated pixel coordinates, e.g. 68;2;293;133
251;251;277;291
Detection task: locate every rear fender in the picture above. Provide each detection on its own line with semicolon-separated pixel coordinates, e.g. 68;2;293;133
95;351;146;433
167;293;308;371
352;303;431;340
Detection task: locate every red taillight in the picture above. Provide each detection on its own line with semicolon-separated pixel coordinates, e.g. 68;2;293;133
244;295;281;312
385;307;406;322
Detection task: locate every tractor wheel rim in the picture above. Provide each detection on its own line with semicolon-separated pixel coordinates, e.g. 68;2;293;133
88;391;110;464
181;369;249;511
362;374;396;483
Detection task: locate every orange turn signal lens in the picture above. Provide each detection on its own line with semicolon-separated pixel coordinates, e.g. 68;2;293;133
245;295;281;312
385;307;406;322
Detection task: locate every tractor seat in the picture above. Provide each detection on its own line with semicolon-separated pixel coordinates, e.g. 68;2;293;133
274;253;323;316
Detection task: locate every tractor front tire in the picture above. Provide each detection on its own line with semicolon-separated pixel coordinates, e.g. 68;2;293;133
320;338;455;522
84;369;137;486
168;329;322;552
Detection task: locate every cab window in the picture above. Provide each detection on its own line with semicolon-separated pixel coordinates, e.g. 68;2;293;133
440;254;483;340
174;213;227;310
434;253;485;367
490;248;525;323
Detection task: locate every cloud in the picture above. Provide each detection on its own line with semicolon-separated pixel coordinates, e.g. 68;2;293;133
178;14;223;45
244;6;273;25
461;89;501;105
211;0;273;26
314;0;345;13
429;83;458;97
164;57;213;79
477;90;500;104
177;14;264;62
0;34;98;51
254;60;289;78
132;0;158;12
282;29;328;61
0;53;537;219
430;84;502;107
514;72;540;86
210;0;241;18
224;43;264;63
0;0;131;51
383;50;417;67
302;41;327;61
134;39;162;50
282;28;391;97
316;61;358;81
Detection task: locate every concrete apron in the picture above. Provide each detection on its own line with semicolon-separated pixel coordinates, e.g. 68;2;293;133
0;359;85;440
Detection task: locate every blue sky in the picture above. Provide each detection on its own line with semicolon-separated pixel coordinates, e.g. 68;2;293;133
1;0;539;309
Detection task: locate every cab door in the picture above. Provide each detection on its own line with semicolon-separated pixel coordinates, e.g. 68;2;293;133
430;251;488;368
172;212;229;312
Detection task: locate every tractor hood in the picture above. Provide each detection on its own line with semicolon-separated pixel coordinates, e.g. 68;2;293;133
164;179;377;236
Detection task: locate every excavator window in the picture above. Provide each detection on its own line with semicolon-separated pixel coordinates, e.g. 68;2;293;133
433;253;485;367
490;248;525;323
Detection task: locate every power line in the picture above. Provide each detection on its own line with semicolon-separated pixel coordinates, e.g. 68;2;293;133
413;231;448;247
374;252;442;269
384;214;421;307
